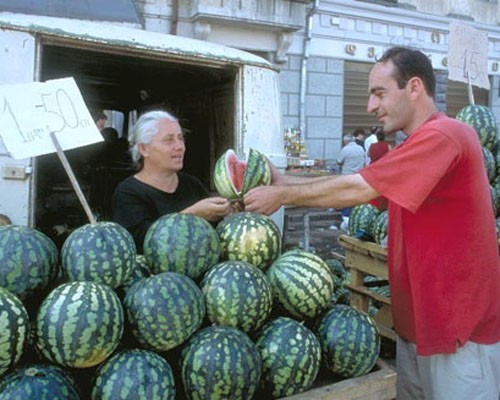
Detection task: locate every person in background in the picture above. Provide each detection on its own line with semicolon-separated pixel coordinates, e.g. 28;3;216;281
95;112;108;131
353;127;366;149
111;110;234;253
243;46;500;400
364;126;380;163
367;129;391;163
395;130;407;146
336;133;366;230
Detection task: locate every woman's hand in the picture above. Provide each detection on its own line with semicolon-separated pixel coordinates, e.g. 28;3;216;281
184;197;235;222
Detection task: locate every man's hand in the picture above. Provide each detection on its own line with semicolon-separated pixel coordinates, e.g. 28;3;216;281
244;186;284;215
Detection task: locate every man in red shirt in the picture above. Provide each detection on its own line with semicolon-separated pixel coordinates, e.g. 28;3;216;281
244;47;500;399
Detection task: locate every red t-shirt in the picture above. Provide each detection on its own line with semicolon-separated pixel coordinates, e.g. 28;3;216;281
368;141;391;162
361;113;500;356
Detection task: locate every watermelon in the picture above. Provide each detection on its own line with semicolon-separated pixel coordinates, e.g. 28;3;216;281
91;349;175;400
373;209;389;246
255;316;321;397
266;248;335;319
0;364;80;399
456;104;498;151
0;287;29;377
213;148;271;199
348;204;380;241
124;272;205;352
143;213;220;280
35;281;124;368
316;304;380;378
200;260;273;333
483;147;496;183
491;186;500;217
181;326;261;400
118;255;151;294
216;211;281;271
0;225;58;301
61;221;135;289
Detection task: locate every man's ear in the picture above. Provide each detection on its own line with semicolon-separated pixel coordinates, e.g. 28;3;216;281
407;76;424;98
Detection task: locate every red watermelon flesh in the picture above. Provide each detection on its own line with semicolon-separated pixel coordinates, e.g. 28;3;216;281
226;151;247;193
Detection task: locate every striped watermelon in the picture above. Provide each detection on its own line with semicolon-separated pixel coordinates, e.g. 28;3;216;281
124;272;205;352
373;209;389;246
213;148;271;199
181;326;261;400
143;213;220;280
456;104;498;151
0;364;79;399
255;316;321;397
216;211;281;271
0;225;58;301
316;304;380;378
35;281;124;368
119;255;151;294
200;260;273;333
91;349;175;400
0;287;29;377
61;221;136;289
483;147;496;183
348;204;380;241
266;248;335;319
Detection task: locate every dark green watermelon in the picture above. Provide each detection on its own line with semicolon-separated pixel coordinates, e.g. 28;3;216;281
316;304;380;378
36;281;124;368
119;255;151;294
373;209;389;246
124;272;205;352
181;326;261;400
456;104;498;151
216;211;282;271
0;287;29;377
0;225;58;301
483;147;496;183
348;204;380;241
91;349;175;400
61;221;136;289
255;316;321;397
200;260;273;333
0;364;80;399
143;213;220;280
266;248;335;319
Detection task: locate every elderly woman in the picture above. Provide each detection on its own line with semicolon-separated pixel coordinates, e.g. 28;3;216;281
111;110;233;253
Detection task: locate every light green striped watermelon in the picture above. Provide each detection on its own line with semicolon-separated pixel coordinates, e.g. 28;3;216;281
213;148;271;199
181;326;261;400
118;255;151;295
316;304;380;378
124;272;205;352
0;364;80;399
348;204;381;241
255;316;321;397
456;104;498;151
373;209;389;246
91;349;175;400
143;213;220;280
266;248;335;319
0;225;58;301
200;260;273;333
35;281;124;368
61;221;135;289
0;287;29;377
216;211;281;271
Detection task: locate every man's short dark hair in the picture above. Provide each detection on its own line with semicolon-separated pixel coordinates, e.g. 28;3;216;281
378;47;436;99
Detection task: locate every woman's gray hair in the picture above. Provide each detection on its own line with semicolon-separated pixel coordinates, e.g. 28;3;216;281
129;110;178;169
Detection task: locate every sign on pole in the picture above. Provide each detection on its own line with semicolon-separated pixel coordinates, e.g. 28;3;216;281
448;22;490;91
0;77;103;160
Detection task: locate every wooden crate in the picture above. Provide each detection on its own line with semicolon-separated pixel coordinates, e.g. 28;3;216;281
283;359;396;400
338;235;396;341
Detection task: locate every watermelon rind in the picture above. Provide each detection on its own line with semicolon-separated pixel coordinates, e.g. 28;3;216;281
181;326;261;400
256;316;321;398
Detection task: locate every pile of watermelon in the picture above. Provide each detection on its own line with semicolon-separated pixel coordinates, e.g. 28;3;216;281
0;206;381;398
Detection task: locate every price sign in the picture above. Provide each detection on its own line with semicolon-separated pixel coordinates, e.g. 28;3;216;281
0;77;103;159
448;22;490;90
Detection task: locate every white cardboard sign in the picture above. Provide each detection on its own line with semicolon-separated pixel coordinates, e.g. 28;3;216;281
448;22;490;90
0;77;103;160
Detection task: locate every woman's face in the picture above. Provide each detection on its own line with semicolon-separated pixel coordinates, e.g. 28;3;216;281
140;118;185;173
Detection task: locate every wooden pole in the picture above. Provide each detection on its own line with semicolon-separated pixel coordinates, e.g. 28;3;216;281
467;72;475;106
50;132;96;224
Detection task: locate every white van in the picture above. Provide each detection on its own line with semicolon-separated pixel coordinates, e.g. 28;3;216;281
0;13;285;245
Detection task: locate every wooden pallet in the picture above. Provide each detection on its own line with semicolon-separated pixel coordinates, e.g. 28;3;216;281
283;359;396;400
338;235;396;341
